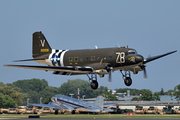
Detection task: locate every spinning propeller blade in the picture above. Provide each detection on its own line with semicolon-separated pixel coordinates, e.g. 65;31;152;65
140;64;148;80
143;68;148;80
108;71;112;83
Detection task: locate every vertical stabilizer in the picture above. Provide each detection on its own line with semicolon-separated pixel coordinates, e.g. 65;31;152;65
93;96;104;109
32;31;52;58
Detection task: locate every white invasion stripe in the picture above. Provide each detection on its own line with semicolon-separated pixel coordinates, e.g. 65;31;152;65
55;50;62;66
48;49;56;66
60;50;68;66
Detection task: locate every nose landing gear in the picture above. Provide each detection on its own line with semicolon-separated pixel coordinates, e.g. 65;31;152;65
120;70;132;86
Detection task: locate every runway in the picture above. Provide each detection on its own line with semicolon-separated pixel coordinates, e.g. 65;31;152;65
0;118;179;120
0;118;177;120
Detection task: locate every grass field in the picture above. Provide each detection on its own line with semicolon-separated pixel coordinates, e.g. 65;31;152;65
1;114;180;118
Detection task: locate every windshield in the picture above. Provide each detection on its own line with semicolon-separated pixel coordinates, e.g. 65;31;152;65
127;50;137;55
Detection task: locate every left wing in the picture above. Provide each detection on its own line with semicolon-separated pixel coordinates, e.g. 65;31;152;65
30;101;74;110
29;103;63;110
4;65;93;74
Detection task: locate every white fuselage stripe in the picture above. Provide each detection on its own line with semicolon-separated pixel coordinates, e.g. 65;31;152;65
60;50;68;66
55;50;62;66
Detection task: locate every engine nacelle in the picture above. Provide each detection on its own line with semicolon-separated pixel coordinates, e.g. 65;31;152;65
96;69;108;76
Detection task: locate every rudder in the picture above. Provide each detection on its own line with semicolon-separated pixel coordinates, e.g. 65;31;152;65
93;96;104;109
32;31;52;58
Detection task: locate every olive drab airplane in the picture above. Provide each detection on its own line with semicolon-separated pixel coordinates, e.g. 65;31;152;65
4;31;177;90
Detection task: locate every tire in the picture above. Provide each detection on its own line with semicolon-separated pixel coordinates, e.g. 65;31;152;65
124;77;132;86
90;81;98;89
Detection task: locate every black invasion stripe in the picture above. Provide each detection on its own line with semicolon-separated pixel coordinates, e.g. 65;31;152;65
56;99;89;109
62;72;67;75
53;71;60;74
57;51;63;66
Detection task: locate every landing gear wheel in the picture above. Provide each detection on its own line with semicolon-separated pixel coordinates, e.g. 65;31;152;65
90;80;98;89
124;77;132;86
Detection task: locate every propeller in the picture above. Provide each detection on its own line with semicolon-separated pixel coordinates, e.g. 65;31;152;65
106;65;113;83
140;64;148;80
108;71;112;83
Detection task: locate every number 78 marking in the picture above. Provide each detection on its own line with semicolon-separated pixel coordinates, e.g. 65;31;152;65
116;52;125;63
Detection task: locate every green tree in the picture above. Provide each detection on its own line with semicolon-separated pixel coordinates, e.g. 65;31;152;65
164;89;175;96
0;82;5;87
58;79;106;99
174;84;180;100
0;93;15;108
13;78;48;93
139;90;160;101
39;86;59;103
139;89;154;101
115;88;145;96
153;92;160;101
160;88;164;95
101;90;118;101
0;86;25;107
131;97;142;101
12;79;52;104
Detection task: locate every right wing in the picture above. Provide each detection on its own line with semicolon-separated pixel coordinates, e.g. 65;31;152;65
4;65;93;74
29;103;61;110
29;103;71;110
144;50;177;63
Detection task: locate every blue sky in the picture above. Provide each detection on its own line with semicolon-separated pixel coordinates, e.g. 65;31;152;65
0;0;180;93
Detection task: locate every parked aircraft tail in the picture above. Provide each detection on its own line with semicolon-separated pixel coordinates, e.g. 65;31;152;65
93;96;104;109
32;31;52;58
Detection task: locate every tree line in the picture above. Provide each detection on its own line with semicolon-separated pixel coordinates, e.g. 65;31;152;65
0;78;180;108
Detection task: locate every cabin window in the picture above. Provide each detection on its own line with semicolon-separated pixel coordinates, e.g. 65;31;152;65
91;56;95;61
80;58;83;62
74;57;78;62
103;57;106;60
109;56;112;59
69;57;73;62
86;57;89;61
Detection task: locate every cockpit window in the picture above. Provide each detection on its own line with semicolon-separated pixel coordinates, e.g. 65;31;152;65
128;50;137;55
129;52;136;54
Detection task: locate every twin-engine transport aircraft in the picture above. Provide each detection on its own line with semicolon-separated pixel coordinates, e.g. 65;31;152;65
30;94;116;114
4;31;177;89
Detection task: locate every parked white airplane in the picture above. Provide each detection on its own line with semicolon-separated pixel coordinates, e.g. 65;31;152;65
30;94;117;114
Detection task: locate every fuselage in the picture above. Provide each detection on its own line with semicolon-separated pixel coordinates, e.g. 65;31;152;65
38;47;144;75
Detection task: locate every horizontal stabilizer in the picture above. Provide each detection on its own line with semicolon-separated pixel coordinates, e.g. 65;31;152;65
4;65;93;74
102;109;114;112
103;103;117;107
13;58;45;62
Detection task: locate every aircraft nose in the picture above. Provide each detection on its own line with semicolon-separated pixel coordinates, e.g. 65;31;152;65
135;55;144;63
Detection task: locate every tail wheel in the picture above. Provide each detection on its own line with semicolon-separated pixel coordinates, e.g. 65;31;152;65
124;77;132;86
90;81;98;89
55;110;58;115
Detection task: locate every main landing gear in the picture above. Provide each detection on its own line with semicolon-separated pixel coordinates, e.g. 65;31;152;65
120;70;132;86
87;73;98;90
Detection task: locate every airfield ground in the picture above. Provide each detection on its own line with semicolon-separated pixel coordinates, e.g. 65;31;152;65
1;114;180;119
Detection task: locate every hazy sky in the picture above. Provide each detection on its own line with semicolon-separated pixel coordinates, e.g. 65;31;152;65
0;0;180;93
